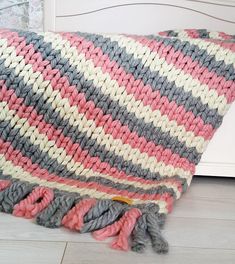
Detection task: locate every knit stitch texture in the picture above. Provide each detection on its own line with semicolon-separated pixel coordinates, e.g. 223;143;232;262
0;28;234;253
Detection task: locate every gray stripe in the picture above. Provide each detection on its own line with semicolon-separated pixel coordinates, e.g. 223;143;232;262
15;30;202;164
163;30;178;37
148;31;235;82
76;31;224;129
195;29;210;39
0;66;169;180
164;29;210;39
0;61;194;181
0;119;177;198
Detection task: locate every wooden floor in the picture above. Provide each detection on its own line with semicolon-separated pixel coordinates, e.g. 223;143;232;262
0;176;235;264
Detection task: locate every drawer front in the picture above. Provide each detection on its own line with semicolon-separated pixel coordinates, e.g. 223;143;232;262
44;0;235;33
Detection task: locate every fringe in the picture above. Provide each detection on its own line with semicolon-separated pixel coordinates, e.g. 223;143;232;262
0;179;169;254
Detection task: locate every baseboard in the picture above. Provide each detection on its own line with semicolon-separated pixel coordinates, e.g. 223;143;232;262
196;162;235;177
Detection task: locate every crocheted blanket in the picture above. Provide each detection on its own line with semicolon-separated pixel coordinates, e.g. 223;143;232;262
0;29;234;254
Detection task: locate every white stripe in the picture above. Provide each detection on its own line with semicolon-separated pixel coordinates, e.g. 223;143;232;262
209;32;221;40
159;30;234;67
102;33;231;116
0;102;182;197
176;31;235;67
0;37;193;178
0;154;169;211
39;32;208;153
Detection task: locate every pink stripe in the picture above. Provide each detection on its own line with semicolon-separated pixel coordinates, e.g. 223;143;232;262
158;32;168;37
61;32;215;140
0;138;174;206
218;32;234;40
0;84;183;191
129;35;235;104
185;29;200;38
0;179;11;191
0;29;195;175
206;38;235;52
216;32;235;51
182;30;235;52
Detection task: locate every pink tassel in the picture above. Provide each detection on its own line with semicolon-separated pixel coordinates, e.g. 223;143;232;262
13;187;54;219
92;213;126;241
62;198;96;231
111;208;142;251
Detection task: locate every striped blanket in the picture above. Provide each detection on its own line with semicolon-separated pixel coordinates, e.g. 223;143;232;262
0;29;234;254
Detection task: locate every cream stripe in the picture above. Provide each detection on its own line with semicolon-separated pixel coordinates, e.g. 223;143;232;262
40;32;207;153
0;154;169;212
0;102;182;198
102;33;230;116
0;37;193;180
159;30;235;67
209;32;222;40
175;31;235;67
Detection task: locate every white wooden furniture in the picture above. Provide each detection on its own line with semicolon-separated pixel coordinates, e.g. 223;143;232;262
43;0;235;177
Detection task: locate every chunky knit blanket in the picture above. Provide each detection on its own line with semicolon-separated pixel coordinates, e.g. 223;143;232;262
0;29;234;254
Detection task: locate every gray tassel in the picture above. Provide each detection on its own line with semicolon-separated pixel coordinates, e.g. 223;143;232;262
146;212;169;254
81;202;126;233
131;214;148;253
0;181;33;213
84;199;114;222
36;194;75;228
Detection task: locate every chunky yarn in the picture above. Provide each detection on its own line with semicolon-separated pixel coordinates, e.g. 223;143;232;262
0;28;234;254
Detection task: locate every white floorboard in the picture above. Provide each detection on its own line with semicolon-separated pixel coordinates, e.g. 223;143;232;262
62;242;235;264
171;196;235;220
0;241;66;264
